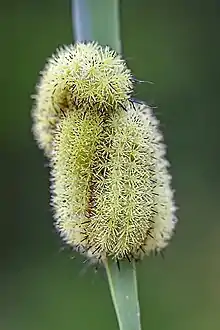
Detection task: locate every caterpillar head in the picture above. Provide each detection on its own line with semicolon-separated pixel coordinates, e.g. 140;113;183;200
32;42;133;157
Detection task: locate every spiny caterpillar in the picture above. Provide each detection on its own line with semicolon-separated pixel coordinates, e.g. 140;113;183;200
32;42;177;263
32;42;133;157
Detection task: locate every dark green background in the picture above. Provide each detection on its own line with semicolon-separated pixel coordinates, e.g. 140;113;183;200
1;1;220;329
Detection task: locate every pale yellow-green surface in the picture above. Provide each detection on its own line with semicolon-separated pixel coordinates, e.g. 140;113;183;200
1;1;220;330
51;104;175;261
32;43;133;157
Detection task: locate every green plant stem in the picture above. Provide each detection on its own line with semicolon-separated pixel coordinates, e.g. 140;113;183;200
72;0;121;52
104;259;141;330
72;1;142;329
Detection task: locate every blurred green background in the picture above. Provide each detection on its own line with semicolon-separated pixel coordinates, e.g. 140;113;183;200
1;0;220;329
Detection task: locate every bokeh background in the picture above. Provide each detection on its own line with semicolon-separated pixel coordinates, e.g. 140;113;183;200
1;0;220;329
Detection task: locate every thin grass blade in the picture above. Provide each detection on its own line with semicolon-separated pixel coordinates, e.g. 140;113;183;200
104;259;142;330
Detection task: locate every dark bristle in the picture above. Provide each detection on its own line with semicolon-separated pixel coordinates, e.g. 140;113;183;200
118;102;127;112
109;82;116;92
129;98;145;105
92;246;102;254
140;246;145;254
80;235;89;243
129;98;137;111
148;219;155;223
81;220;91;225
75;245;80;252
86;245;93;252
80;229;87;235
60;109;66;117
125;252;131;262
147;231;154;239
116;259;120;271
81;111;86;119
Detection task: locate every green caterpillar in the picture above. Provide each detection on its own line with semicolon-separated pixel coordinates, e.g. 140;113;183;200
32;42;177;262
32;42;133;157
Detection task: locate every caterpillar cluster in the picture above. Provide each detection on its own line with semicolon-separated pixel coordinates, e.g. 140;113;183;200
32;42;177;263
